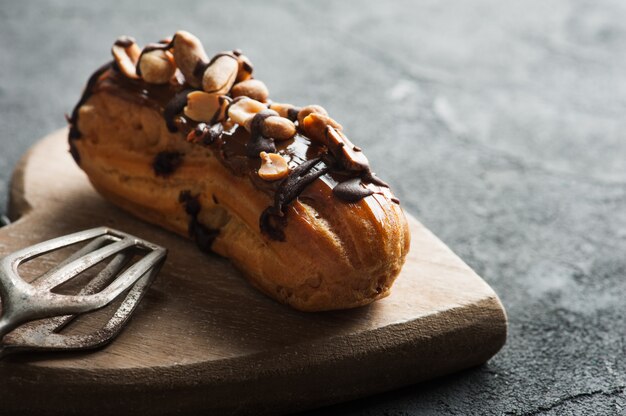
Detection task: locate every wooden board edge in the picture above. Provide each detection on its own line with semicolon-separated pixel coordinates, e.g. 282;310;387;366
0;295;507;415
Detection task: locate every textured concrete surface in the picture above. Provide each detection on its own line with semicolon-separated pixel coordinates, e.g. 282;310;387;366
1;1;625;415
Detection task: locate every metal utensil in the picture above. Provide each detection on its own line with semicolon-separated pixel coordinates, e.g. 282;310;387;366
0;227;166;358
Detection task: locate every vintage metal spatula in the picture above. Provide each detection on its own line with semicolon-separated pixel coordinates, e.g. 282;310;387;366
0;227;166;358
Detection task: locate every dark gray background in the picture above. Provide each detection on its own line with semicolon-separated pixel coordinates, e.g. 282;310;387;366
1;1;625;415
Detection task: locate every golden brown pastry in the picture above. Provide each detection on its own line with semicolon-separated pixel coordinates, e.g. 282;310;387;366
67;31;410;311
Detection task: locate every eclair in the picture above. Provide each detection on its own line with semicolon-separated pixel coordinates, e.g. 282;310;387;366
67;31;410;311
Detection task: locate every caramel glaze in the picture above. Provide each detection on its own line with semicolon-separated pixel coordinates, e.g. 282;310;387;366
69;65;400;241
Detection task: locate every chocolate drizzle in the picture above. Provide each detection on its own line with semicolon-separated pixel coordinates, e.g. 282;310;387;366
241;60;253;75
332;178;374;202
331;170;390;202
163;88;194;132
260;157;329;241
113;36;135;48
179;191;220;252
274;158;329;212
361;170;389;188
153;151;183;176
69;58;401;242
246;110;277;157
68;61;114;140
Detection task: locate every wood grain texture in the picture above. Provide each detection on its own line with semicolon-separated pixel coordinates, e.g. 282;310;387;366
0;129;507;415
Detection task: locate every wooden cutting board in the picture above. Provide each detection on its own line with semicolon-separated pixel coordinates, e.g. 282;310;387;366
0;129;507;415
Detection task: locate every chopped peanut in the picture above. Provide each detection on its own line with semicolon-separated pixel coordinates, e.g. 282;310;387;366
301;112;343;144
262;116;296;141
269;102;301;121
138;49;176;84
227;97;267;127
172;31;209;88
184;91;227;123
111;36;141;79
231;79;269;102
202;53;239;95
258;151;290;181
297;105;328;126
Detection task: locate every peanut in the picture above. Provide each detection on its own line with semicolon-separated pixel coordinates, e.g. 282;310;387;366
202;53;239;95
172;30;209;88
269;102;301;121
262;116;296;141
111;36;141;79
297;105;328;126
138;48;176;84
184;91;228;123
301;112;343;144
231;79;269;102
258;151;290;181
227;97;267;127
326;126;369;171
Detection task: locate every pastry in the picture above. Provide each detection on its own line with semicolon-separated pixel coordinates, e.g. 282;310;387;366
67;31;410;311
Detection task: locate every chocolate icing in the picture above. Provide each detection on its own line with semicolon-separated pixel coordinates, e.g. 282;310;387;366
153;151;183;176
